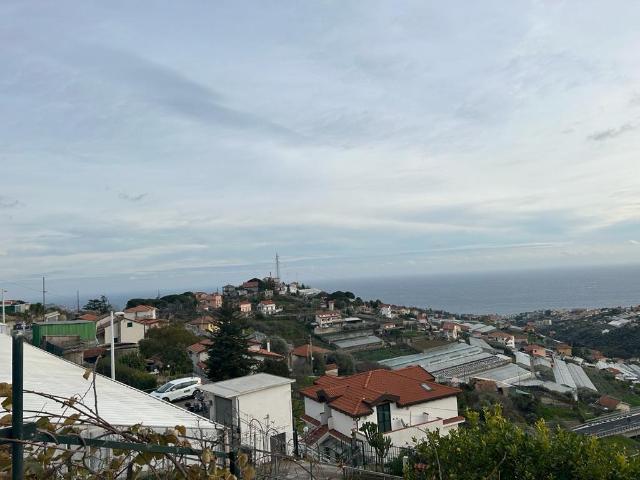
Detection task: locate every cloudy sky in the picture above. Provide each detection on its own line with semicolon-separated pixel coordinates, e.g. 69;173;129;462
2;1;640;301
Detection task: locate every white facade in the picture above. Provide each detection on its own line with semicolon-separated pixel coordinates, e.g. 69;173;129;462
102;318;146;344
201;374;295;454
304;394;461;446
258;302;277;315
123;307;157;321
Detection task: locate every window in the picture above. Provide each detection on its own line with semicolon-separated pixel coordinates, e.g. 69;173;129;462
376;403;392;433
127;322;133;328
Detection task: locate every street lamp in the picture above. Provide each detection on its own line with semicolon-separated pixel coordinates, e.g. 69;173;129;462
110;311;125;380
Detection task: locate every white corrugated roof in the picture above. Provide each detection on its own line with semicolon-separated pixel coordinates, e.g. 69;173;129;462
0;334;221;432
199;373;294;398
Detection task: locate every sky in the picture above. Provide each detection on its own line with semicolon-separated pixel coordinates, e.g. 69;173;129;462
1;1;640;303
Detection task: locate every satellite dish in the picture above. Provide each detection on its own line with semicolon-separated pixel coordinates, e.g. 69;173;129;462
303;426;309;434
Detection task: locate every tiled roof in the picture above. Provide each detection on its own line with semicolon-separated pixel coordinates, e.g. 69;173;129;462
300;366;459;418
260;300;275;305
124;305;156;313
291;344;331;358
187;340;213;354
78;313;98;321
598;395;621;409
249;349;284;359
301;414;321;427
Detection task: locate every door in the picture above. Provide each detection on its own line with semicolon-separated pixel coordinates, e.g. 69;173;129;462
270;432;286;454
214;396;234;426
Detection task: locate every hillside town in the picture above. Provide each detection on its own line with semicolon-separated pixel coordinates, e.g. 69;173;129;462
3;273;640;477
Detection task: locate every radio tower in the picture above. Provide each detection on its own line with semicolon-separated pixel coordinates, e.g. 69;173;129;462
275;253;281;282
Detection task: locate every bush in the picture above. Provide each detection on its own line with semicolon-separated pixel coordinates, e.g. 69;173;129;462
97;358;157;391
406;405;640;479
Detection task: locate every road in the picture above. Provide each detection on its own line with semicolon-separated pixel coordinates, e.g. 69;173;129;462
572;408;640;437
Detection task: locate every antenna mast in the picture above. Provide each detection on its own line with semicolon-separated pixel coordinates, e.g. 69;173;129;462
42;276;47;320
275;253;281;282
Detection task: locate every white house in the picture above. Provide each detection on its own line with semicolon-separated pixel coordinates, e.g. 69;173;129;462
300;366;463;453
187;339;213;374
123;305;157;321
288;283;299;295
486;331;516;349
258;300;277;315
95;314;155;345
200;374;295;455
379;304;393;318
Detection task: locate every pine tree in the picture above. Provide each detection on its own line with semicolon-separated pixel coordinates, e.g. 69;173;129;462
205;316;256;382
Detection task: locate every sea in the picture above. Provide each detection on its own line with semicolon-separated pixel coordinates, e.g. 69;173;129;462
315;264;640;316
44;264;640;316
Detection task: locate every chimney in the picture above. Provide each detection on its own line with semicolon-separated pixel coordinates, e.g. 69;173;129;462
267;340;271;352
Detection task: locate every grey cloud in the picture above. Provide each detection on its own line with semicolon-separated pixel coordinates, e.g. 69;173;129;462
0;196;21;208
587;123;635;141
118;192;147;202
66;46;307;144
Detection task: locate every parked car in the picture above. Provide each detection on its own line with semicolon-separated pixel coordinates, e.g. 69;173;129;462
150;377;202;402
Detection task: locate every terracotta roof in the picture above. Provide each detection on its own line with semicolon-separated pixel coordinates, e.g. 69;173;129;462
443;415;465;425
124;305;156;313
291;344;331;358
82;347;106;359
300;366;459;418
78;313;98;321
301;414;321;427
488;331;513;339
249;348;284;359
138;318;167;326
598;395;622;410
187;339;213;354
442;322;461;331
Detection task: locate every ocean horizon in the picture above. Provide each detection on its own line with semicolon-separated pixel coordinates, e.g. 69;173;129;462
39;264;640;316
315;264;640;315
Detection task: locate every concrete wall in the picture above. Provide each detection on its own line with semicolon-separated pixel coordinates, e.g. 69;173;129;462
204;384;293;453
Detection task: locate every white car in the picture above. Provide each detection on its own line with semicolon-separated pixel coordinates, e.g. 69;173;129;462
150;377;202;402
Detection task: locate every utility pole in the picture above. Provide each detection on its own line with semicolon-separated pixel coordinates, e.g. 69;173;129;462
1;288;6;324
275;253;281;282
42;276;47;321
110;311;116;380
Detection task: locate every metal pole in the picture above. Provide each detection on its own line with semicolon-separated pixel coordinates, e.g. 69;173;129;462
12;333;24;480
110;311;116;380
2;289;6;324
42;277;46;321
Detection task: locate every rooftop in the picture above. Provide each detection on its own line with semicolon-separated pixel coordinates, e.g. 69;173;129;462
0;335;221;432
199;373;294;398
124;304;156;313
291;344;331;357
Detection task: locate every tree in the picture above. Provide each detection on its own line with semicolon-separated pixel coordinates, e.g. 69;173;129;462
257;358;290;377
83;295;112;314
405;405;640;480
313;354;326;375
139;324;199;374
328;351;355;376
269;336;289;355
206;319;256;382
360;422;392;471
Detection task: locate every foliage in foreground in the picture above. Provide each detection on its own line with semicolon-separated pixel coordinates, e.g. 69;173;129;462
405;405;640;480
0;377;255;479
